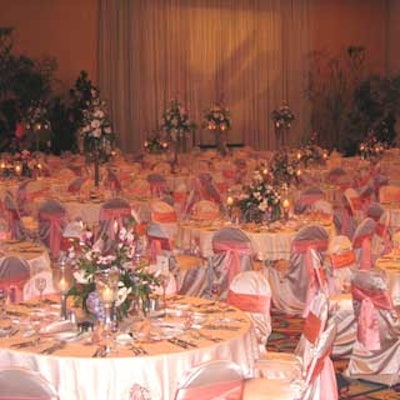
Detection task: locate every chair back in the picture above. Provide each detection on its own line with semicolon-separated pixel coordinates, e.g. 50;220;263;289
211;227;254;294
227;270;272;351
174;360;244;400
379;184;400;204
191;200;220;220
0;366;59;399
99;198;132;240
0;256;30;303
366;202;385;222
352;217;376;269
150;200;177;223
3;192;24;240
39;200;67;258
147;173;168;197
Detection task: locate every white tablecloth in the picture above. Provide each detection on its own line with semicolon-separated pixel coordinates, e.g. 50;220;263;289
376;254;400;305
0;297;259;400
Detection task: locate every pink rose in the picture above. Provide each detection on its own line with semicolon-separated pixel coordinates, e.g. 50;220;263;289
15;123;26;139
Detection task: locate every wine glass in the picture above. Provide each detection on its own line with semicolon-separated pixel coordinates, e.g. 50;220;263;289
210;281;222;303
159;273;170;314
35;277;47;303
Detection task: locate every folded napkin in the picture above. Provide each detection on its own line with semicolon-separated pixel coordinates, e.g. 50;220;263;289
40;320;76;335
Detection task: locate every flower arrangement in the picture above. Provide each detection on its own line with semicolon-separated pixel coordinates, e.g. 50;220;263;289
297;145;328;167
359;132;385;161
79;86;114;162
24;101;51;133
268;150;301;187
237;169;281;223
160;98;196;142
271;102;295;129
67;220;160;319
144;131;169;154
203;103;231;132
0;150;46;178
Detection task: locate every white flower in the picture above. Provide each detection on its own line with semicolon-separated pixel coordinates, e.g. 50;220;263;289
92;128;102;138
115;285;132;307
73;270;92;284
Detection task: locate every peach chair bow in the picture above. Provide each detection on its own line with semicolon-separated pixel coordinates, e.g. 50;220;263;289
39;210;66;259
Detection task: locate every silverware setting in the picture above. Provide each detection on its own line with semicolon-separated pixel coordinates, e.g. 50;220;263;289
40;341;66;355
130;344;147;355
202;324;240;331
167;337;197;349
92;345;110;358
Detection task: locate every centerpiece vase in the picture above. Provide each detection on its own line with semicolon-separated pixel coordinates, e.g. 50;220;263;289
94;157;100;188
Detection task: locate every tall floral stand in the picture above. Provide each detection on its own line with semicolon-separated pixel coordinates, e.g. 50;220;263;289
216;129;228;157
275;124;291;149
171;130;189;171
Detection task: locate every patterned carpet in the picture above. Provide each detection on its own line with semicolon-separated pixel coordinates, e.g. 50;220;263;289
267;311;399;400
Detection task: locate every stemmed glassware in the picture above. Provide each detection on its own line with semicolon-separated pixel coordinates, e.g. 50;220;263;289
0;289;7;319
35;277;47;304
159;273;170;315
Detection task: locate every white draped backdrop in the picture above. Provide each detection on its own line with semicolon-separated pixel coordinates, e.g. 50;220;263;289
98;0;312;153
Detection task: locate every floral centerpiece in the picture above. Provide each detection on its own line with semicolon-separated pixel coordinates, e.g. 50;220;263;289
271;102;295;129
21;101;52;152
203;102;231;156
268;150;300;187
359;132;385;162
143;131;169;154
0;150;45;178
237;169;281;223
67;220;160;320
160;98;195;162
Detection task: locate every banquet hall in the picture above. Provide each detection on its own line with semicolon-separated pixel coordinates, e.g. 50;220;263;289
0;1;400;399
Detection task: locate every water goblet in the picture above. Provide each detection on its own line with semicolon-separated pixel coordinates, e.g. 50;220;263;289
210;281;222;303
35;277;47;303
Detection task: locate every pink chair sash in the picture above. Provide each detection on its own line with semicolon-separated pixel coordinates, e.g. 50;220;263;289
148;235;173;261
151;211;177;223
359;238;372;270
39;211;65;258
0;276;29;303
100;207;132;240
176;379;243;400
375;222;387;238
352;286;393;350
226;290;270;313
303;311;322;344
330;250;356;269
353;233;373;249
213;240;253;284
291;239;328;253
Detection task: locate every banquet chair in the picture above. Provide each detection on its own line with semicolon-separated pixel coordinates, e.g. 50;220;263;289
38;199;67;259
344;187;365;224
209;227;254;300
0;366;59;400
267;225;329;316
254;292;328;380
67;176;88;194
294;187;325;214
324;236;357;358
352;217;376;268
147;222;174;262
127;178;152;197
326;167;347;184
54;166;77;181
98;198;132;241
147;173;168;197
174;359;244;400
366;201;385;222
0;256;30;303
197;172;223;204
227;270;272;353
173;183;188;216
0;216;9;240
191;199;220;220
312;199;334;217
3;191;25;240
345;269;400;386
17;179;48;216
372;210;392;262
244;320;338;400
379;184;400;204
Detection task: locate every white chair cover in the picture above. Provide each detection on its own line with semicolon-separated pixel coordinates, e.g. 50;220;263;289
147;173;168;197
345;269;400;386
366;202;385;222
0;256;30;303
191;199;220;220
372;211;392;262
267;225;328;316
244;320;338;400
38;200;67;259
98;198;132;240
294;187;325;214
352;217;376;269
228;271;272;353
0;366;59;399
174;359;244;400
256;292;329;383
3;192;24;240
210;227;254;300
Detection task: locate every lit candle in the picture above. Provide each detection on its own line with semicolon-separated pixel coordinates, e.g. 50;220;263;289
113;220;119;235
296;169;302;177
0;161;5;169
262;168;268;175
15;165;22;174
101;286;115;303
283;199;290;210
58;277;69;293
227;196;234;206
323;152;328;160
37;163;42;170
297;152;302;160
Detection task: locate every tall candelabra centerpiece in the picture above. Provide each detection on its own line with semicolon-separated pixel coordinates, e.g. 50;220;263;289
271;101;295;148
160;98;196;167
203;102;231;157
76;77;114;187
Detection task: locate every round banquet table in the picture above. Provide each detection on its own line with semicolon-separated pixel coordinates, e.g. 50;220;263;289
177;217;334;261
0;296;259;400
375;254;400;305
